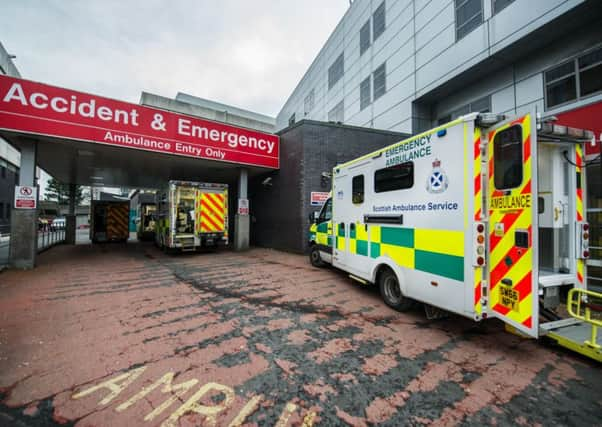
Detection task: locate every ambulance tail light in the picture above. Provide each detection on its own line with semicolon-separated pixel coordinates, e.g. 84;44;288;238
473;222;487;267
577;222;590;259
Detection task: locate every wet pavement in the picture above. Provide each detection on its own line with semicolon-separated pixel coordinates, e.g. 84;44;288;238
0;242;600;426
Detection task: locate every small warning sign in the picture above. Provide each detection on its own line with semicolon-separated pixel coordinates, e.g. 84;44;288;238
499;283;519;312
310;192;329;206
237;198;249;215
14;185;37;209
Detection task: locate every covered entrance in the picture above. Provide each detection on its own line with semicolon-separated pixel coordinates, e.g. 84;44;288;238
0;75;279;268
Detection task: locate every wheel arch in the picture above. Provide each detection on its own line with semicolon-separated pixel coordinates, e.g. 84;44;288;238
371;258;407;294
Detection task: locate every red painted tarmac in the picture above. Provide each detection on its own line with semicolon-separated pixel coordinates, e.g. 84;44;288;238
0;243;600;426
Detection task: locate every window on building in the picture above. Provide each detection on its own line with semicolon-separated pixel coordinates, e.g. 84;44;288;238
360;76;371;111
545;46;602;109
492;0;514;14
545;61;577;108
304;89;315;115
289;113;296;127
438;115;452;125
328;100;344;123
578;48;602;97
328;53;344;90
1;165;5;179
455;0;483;40
0;203;4;220
373;62;387;100
360;19;371;55
373;1;386;41
439;95;491;123
493;125;523;190
374;162;414;193
469;95;491;113
352;175;365;204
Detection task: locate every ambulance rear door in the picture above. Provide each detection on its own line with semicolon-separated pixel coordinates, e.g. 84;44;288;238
486;113;539;337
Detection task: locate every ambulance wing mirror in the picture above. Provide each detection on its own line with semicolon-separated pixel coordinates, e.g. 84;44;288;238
310;211;320;223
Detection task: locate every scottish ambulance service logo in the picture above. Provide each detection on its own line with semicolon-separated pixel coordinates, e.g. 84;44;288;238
426;159;448;193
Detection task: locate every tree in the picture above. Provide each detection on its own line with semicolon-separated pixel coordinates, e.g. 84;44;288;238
45;178;88;206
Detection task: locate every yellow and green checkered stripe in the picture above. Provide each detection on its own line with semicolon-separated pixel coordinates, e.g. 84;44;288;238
348;225;464;282
311;222;332;247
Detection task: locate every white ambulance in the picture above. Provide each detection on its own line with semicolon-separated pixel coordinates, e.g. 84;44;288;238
308;112;601;362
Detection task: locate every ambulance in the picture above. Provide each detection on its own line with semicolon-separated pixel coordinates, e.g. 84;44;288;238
155;180;228;252
309;112;601;361
90;199;130;243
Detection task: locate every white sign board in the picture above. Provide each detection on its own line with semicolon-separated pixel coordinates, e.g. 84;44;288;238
310;192;330;206
14;185;37;209
237;198;249;215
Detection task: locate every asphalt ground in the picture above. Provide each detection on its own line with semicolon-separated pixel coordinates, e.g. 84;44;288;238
0;242;600;426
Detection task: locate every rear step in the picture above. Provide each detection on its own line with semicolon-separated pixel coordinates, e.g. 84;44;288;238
540;288;602;362
540;319;601;362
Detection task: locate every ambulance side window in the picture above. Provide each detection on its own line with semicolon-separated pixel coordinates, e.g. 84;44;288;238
319;198;332;222
493;125;523;190
374;162;414;193
352;175;364;204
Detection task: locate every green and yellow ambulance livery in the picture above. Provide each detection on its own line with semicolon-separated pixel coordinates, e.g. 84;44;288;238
309;112;601;362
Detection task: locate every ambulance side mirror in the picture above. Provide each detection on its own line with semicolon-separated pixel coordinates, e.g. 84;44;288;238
309;211;319;223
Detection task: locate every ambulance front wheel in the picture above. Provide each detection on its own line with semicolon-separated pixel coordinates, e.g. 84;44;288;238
379;268;414;312
309;245;325;268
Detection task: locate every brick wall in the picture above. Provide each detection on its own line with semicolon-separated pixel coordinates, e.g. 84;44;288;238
250;120;408;253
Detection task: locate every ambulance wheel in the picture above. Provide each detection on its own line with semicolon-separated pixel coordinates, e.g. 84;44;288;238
309;245;325;267
379;269;414;312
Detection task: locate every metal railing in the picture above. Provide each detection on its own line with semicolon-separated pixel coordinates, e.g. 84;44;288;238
38;228;66;252
567;288;602;350
0;229;66;269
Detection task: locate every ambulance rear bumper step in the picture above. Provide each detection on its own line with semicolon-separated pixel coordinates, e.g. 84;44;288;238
540;319;602;362
538;272;575;288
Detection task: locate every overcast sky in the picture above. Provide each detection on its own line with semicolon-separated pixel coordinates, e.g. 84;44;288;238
1;1;349;117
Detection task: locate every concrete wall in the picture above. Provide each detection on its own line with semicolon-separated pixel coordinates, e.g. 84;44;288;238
0;41;20;234
431;21;602;125
276;0;597;133
140;92;276;134
250;120;407;253
0;160;18;233
0;41;20;78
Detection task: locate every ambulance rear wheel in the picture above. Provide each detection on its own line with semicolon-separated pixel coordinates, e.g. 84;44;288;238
379;269;413;312
309;245;325;267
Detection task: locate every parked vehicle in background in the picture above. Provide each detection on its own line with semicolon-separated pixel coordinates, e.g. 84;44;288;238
90;200;129;243
130;191;157;241
51;217;66;230
155;180;228;252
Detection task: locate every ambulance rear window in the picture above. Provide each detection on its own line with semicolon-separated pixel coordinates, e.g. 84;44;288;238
493;125;523;190
374;162;414;193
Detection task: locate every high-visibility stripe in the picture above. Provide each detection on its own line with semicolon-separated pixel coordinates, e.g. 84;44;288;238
199;192;226;233
203;195;223;218
575;144;586;288
488;114;534;330
201;200;223;224
474;128;483;316
414;229;464;257
200;209;221;231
